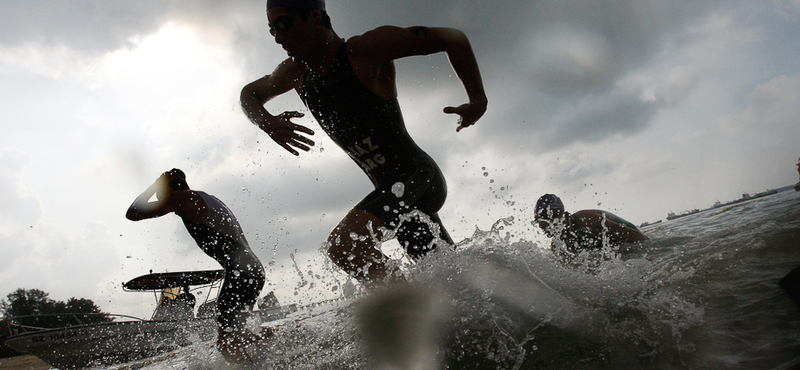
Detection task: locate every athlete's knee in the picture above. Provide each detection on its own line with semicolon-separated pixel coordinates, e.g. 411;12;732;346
396;212;453;259
326;230;351;261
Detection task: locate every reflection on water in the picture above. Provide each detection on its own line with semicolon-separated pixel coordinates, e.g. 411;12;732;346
123;190;800;370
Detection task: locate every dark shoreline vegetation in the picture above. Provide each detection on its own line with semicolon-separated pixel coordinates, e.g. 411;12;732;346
1;288;109;359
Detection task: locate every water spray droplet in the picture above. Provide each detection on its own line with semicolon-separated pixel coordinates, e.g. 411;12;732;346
391;182;405;198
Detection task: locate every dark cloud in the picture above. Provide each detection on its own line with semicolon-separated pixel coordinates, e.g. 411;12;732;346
0;0;167;52
0;0;267;68
442;0;726;155
546;90;659;148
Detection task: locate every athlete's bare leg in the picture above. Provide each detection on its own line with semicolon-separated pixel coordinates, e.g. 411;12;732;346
327;208;393;282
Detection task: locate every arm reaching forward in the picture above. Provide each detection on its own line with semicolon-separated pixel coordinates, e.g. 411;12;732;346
240;59;316;156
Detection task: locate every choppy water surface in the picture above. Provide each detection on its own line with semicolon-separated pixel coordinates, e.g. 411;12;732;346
126;190;800;370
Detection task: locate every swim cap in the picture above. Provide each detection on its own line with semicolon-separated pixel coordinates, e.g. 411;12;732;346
534;194;564;220
267;0;326;11
167;168;189;191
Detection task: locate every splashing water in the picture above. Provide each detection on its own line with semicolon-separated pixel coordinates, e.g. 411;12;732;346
121;190;800;370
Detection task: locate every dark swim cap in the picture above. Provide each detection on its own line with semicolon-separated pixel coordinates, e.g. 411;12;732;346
534;194;564;220
167;168;189;191
267;0;325;11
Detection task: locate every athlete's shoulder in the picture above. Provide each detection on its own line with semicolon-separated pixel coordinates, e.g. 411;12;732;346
351;25;405;41
274;58;307;84
172;190;210;224
346;26;412;54
572;209;606;220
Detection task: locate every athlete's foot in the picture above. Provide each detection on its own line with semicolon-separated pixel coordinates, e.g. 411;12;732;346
361;264;407;289
217;330;249;364
259;326;275;339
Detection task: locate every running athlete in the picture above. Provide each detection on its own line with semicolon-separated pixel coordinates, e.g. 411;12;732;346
534;194;648;260
126;169;266;361
241;0;487;282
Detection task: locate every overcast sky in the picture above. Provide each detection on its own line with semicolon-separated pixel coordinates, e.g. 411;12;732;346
2;0;799;317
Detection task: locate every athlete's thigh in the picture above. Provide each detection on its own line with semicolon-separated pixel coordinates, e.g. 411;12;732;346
329;208;386;244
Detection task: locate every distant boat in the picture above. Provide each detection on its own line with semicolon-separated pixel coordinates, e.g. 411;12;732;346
639;220;662;228
703;188;781;213
752;189;778;199
667;209;700;221
2;270;225;370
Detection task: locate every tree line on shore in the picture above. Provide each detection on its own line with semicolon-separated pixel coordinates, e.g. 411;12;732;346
1;288;110;358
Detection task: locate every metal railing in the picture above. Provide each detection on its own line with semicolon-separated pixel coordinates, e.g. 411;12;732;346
1;313;145;337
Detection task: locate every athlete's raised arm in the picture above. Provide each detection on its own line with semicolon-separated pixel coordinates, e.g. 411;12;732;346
349;26;488;131
240;58;315;155
125;173;207;224
126;175;176;221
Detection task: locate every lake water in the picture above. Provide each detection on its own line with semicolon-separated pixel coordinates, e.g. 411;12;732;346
122;189;800;370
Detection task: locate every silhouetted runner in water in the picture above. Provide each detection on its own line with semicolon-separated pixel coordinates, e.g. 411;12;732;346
534;194;648;261
241;0;488;283
126;169;266;362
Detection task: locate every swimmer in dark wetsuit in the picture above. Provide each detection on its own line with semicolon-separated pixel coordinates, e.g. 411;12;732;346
126;169;266;362
240;0;487;283
534;194;648;261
